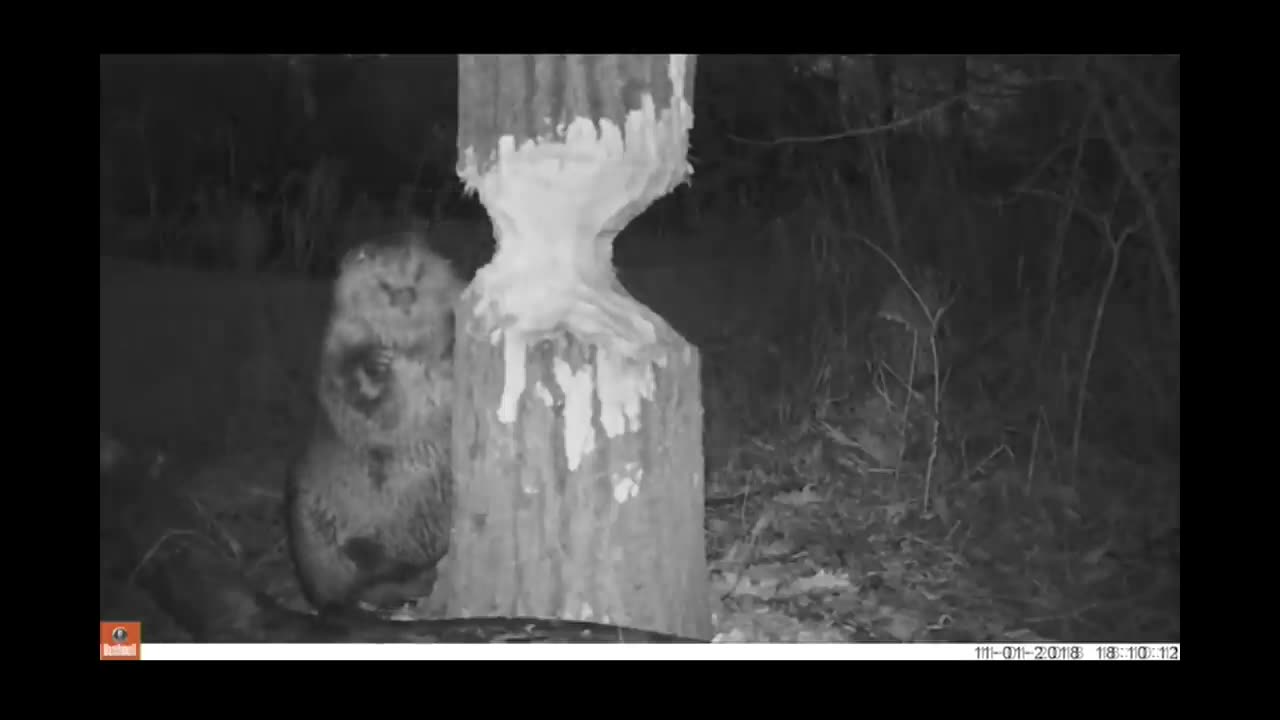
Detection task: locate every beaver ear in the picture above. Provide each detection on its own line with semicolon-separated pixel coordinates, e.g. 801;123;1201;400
340;243;376;269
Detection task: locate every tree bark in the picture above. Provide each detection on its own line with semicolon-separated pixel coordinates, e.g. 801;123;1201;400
873;54;895;128
446;55;711;640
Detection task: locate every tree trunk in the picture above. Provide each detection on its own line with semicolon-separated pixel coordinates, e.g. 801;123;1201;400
873;54;895;128
948;54;971;181
445;55;711;640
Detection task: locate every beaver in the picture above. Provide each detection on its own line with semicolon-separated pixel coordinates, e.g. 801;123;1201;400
285;230;463;616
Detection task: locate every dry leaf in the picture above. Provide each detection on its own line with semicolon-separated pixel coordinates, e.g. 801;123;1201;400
884;611;923;641
758;540;795;558
792;570;853;593
775;487;823;506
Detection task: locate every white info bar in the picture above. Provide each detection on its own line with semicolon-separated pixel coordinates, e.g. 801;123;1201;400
138;643;1181;660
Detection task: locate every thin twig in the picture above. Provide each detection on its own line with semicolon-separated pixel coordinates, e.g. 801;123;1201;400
924;330;943;514
1099;94;1180;333
1070;217;1140;485
860;234;954;512
128;529;216;585
1039;96;1096;370
727;88;976;146
898;329;918;483
859;234;945;328
1027;412;1041;496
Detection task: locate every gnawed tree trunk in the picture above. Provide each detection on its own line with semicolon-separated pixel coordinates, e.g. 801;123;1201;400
445;55;711;640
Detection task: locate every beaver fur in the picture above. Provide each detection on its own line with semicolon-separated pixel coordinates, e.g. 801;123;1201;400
286;230;463;615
